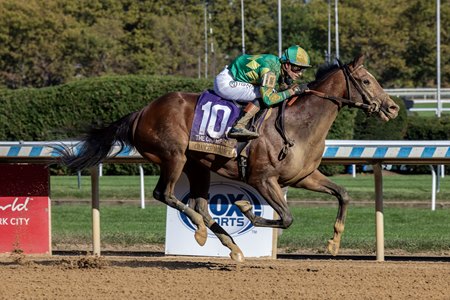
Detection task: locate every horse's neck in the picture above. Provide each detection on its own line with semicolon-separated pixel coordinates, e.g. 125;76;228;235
285;76;345;144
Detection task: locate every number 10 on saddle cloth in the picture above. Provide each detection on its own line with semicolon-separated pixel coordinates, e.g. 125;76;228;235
188;90;241;158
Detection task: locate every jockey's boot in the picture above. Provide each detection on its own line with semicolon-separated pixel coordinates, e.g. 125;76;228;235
228;102;260;140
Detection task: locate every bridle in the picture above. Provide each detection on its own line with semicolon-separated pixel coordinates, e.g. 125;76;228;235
288;61;385;115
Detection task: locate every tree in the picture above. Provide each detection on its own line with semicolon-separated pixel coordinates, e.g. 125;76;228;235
402;0;450;87
0;0;448;89
0;0;76;87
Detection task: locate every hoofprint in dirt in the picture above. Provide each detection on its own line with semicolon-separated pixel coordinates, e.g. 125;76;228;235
1;255;449;300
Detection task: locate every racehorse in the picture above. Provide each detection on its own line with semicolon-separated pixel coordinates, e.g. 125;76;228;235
59;55;399;262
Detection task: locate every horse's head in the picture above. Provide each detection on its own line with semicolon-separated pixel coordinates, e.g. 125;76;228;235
342;55;399;121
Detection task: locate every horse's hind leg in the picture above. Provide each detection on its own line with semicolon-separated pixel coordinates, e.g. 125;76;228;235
295;169;351;256
184;162;244;262
148;153;207;246
235;176;293;228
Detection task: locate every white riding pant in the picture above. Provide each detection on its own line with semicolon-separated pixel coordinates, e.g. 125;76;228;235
213;66;261;102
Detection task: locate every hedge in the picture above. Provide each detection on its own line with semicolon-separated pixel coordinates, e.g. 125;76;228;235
0;75;212;175
319;107;357;176
405;114;450;140
0;75;212;141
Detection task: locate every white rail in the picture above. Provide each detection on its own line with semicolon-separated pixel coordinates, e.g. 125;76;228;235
385;88;450;98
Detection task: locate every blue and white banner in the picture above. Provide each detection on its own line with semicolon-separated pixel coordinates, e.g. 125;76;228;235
1;140;449;162
323;141;450;160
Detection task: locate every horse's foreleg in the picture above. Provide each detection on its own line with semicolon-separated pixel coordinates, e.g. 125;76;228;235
295;170;351;256
189;197;244;262
236;176;293;228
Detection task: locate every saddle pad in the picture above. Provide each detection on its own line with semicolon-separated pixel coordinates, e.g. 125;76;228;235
189;90;239;158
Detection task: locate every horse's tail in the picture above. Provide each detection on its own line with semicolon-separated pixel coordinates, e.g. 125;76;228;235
59;111;140;172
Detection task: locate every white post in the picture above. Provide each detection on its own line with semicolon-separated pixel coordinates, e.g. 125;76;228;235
90;166;101;256
278;0;282;57
210;13;215;76
430;165;436;211
99;163;103;177
241;0;245;54
373;163;384;262
437;165;441;193
327;0;331;62
352;164;356;178
334;0;339;59
139;164;145;209
436;0;442;117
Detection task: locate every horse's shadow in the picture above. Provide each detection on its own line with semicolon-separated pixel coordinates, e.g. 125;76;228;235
109;259;236;271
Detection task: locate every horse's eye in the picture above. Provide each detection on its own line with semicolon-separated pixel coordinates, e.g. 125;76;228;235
363;79;370;85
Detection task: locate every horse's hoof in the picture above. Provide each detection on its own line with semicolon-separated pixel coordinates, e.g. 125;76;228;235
194;226;207;246
230;250;245;263
234;200;252;213
327;239;340;256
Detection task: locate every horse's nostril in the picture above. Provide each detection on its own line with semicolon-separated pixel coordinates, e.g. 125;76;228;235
390;104;399;112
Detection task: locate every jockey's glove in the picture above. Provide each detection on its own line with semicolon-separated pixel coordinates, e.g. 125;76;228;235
290;83;309;95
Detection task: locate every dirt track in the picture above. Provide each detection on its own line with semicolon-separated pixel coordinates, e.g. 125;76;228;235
1;254;450;299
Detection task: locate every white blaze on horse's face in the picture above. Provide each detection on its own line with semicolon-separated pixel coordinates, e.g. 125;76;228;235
358;69;383;98
354;67;399;122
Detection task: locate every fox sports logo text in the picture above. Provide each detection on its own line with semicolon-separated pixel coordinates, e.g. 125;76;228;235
178;182;263;238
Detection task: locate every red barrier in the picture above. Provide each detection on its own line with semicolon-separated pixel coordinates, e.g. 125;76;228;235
0;164;50;254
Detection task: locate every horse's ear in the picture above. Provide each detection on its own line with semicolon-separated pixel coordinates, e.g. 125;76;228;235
352;54;365;67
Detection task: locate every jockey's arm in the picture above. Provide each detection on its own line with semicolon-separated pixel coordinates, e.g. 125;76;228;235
259;72;294;107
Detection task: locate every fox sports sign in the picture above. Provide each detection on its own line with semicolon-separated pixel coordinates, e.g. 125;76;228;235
165;173;276;258
178;182;263;237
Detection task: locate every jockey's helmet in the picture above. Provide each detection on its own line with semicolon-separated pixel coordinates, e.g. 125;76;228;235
280;45;312;68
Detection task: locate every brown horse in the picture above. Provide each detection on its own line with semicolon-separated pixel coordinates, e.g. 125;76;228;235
60;55;399;262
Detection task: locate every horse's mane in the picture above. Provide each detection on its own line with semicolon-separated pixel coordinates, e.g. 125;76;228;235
308;63;340;87
315;63;340;80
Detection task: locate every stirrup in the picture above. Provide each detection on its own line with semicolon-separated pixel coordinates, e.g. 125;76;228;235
227;127;259;139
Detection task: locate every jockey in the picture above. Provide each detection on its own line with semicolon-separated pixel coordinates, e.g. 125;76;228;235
214;45;312;139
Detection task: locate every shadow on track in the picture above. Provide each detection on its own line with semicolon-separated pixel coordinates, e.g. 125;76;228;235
52;250;450;263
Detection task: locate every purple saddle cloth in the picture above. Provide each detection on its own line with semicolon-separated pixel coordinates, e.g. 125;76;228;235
188;90;240;158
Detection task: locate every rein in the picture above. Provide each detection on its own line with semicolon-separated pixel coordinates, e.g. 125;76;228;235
288;89;371;110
